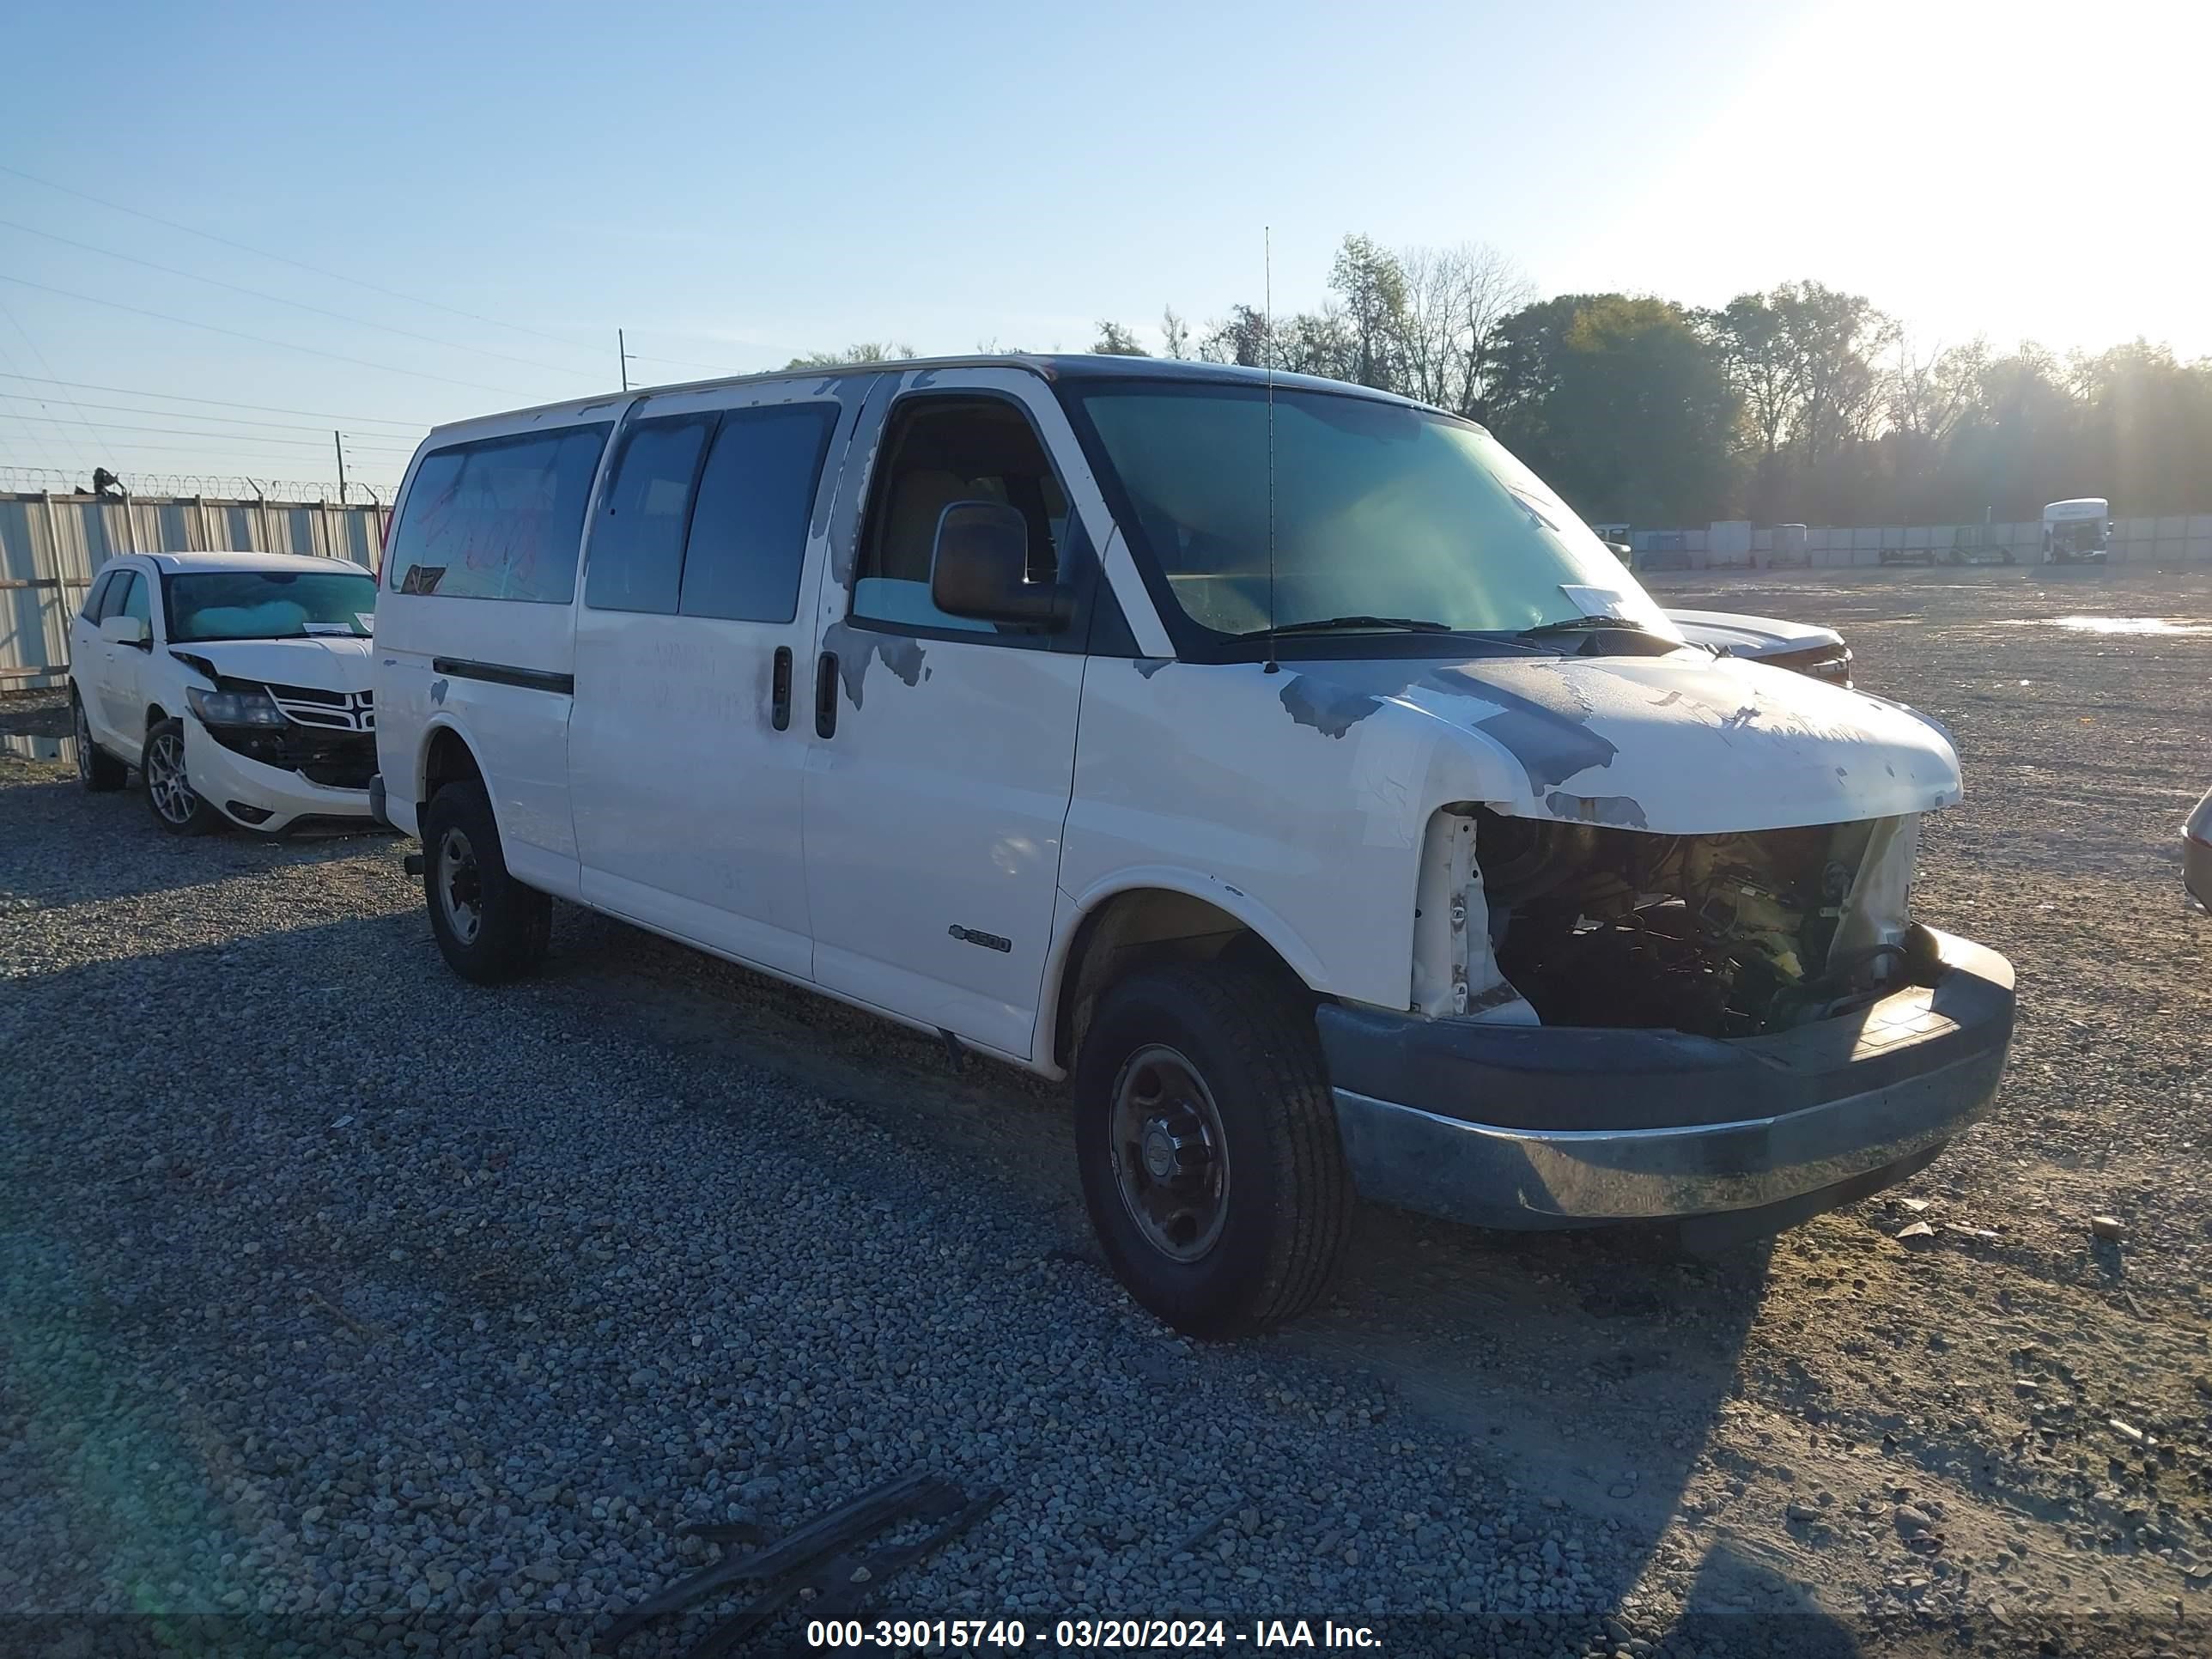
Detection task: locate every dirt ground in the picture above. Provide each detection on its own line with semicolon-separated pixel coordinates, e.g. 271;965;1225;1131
5;566;2210;1654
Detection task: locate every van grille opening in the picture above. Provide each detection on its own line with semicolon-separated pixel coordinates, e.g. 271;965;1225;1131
1474;809;1902;1038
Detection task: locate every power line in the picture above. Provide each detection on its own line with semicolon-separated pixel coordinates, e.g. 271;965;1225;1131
0;162;612;359
0;429;410;459
0;434;410;467
0;412;415;451
0;272;532;395
1;217;601;382
0;295;106;474
0;372;428;428
0;335;78;476
0;391;422;441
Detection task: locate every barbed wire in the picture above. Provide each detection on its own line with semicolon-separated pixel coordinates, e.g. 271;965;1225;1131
0;465;392;504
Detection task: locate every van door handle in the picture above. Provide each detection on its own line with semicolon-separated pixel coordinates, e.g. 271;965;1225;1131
770;646;793;732
814;652;838;738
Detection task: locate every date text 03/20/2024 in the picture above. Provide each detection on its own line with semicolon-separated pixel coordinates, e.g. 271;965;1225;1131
805;1618;1382;1649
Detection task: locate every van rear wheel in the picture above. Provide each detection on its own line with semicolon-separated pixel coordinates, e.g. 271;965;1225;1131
421;780;550;983
1074;963;1352;1337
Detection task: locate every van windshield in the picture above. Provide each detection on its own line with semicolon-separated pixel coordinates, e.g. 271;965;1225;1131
1066;382;1677;647
165;570;378;642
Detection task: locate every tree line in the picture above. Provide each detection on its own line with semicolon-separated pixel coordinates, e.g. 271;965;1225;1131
788;236;2212;528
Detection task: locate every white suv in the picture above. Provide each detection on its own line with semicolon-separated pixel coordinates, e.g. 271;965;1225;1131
68;551;380;835
372;356;2016;1336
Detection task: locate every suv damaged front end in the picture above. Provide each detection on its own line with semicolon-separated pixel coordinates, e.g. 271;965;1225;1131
1315;655;2014;1246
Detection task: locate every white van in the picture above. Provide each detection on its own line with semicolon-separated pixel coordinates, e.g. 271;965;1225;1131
371;356;2014;1335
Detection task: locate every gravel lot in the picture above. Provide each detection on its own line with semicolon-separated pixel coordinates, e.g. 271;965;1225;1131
4;568;2210;1658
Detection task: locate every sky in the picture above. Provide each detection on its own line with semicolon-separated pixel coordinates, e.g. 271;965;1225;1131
0;0;2203;494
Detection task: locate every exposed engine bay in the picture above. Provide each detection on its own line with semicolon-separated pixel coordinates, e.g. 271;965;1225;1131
1425;809;1922;1039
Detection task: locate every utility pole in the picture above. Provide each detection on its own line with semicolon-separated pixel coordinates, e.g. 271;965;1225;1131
333;431;348;504
618;328;632;392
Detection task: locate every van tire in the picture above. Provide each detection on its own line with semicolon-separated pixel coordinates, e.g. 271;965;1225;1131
72;689;127;791
1074;963;1352;1338
421;779;551;983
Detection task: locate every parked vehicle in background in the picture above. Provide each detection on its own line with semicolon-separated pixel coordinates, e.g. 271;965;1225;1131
66;551;380;835
1946;524;2016;566
372;355;2014;1338
2042;498;2111;564
1759;524;1810;569
2185;787;2212;913
1665;609;1853;686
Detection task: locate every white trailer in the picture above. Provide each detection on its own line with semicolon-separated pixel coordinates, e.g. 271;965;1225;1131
2041;498;2110;564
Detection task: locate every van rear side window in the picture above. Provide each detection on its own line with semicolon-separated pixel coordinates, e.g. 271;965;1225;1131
583;402;839;622
387;424;610;603
585;416;715;615
678;404;838;623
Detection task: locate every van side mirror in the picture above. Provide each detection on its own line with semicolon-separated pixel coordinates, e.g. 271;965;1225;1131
100;613;149;647
930;501;1072;630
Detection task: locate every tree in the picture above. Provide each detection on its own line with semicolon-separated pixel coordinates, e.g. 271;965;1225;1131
1395;242;1532;417
1712;281;1894;461
1160;307;1191;360
1485;295;1741;526
1091;321;1149;356
783;341;916;368
1327;234;1409;391
1711;294;1796;459
1887;336;1988;447
1198;304;1272;368
2070;340;2212;514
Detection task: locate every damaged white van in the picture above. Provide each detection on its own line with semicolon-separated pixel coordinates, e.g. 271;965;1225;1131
371;356;2014;1336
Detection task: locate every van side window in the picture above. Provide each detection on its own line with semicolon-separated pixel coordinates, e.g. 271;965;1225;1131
585;415;715;615
386;424;610;602
678;404;838;623
852;399;1066;637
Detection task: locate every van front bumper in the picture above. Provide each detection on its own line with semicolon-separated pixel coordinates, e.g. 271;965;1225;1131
1316;927;2013;1231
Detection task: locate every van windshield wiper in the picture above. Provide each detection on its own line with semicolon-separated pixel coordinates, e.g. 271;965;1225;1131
1262;615;1458;638
1514;614;1660;640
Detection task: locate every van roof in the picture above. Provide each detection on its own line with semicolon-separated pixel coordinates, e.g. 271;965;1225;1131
2043;497;2109;516
419;354;1437;447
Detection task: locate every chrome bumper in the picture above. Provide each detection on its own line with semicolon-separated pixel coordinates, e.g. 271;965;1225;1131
1319;927;2014;1229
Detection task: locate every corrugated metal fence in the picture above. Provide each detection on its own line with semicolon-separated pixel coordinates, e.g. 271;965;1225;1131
0;492;390;687
1628;517;2212;567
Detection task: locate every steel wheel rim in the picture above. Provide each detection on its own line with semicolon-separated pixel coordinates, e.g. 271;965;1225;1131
72;700;91;780
146;732;196;823
1108;1043;1231;1263
437;827;483;945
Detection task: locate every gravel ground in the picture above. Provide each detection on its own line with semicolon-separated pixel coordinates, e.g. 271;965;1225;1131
3;569;2209;1658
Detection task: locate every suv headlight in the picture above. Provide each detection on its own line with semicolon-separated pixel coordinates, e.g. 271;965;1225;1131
186;684;287;728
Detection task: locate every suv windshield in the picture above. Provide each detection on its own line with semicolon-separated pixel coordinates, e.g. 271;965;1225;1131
1066;381;1678;648
165;570;378;643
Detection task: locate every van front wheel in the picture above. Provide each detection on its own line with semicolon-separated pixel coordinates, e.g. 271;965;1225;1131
1074;963;1352;1337
420;780;550;983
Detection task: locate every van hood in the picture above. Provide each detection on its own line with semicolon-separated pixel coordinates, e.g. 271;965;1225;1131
168;635;374;693
1276;647;1960;835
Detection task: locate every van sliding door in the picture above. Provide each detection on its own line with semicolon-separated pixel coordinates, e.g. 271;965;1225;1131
567;379;872;978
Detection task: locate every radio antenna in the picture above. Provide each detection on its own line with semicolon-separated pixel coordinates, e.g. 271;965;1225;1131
1262;225;1279;675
